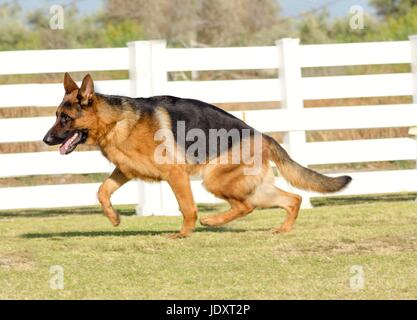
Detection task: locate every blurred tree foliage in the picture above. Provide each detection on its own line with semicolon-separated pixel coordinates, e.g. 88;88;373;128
0;2;38;50
103;0;290;46
370;0;417;19
298;10;381;44
371;5;417;40
0;0;417;51
298;0;417;43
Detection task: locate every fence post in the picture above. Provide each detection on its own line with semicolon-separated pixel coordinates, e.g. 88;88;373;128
410;35;417;104
277;38;312;208
408;36;417;187
128;40;180;216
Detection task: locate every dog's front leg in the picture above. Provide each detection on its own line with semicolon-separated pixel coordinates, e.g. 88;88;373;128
98;167;129;226
165;169;197;238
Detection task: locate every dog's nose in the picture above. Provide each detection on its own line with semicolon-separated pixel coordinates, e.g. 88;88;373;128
43;134;55;145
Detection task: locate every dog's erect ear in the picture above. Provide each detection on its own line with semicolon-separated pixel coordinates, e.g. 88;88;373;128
64;72;79;94
78;73;95;106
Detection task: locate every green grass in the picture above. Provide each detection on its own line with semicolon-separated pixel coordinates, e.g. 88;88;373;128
1;201;417;299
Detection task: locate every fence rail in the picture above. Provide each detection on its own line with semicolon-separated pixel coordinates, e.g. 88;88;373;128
0;48;129;75
1;37;417;213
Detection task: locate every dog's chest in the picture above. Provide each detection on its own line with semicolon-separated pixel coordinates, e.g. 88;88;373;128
100;144;161;181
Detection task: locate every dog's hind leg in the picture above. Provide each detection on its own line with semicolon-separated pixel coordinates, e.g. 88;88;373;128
200;199;255;227
270;188;301;233
199;162;263;228
98;167;129;227
249;182;301;233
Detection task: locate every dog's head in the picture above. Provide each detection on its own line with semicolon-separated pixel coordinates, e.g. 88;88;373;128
43;73;98;154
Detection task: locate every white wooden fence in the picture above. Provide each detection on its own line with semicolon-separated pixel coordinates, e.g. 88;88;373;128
1;37;417;214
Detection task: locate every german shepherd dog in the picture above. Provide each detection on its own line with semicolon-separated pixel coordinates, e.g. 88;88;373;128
43;73;351;238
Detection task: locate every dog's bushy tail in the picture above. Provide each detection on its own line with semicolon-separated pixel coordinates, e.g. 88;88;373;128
264;135;352;193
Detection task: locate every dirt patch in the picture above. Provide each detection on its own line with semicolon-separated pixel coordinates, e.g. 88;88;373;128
273;234;417;257
0;252;35;271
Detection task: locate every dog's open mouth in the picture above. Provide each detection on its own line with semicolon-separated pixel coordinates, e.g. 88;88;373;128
59;131;86;155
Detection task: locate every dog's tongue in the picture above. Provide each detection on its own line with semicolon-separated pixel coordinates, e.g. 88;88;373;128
59;132;79;155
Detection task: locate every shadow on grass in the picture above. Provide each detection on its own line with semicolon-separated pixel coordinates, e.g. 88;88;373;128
0;206;137;219
311;192;417;207
20;227;264;239
4;193;417;220
0;204;227;219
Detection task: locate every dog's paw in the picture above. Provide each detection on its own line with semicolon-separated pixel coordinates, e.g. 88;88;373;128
271;225;293;234
166;232;188;239
199;217;216;227
111;218;121;227
105;211;121;227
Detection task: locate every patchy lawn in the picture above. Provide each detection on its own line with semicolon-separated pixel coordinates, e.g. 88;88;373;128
1;201;417;299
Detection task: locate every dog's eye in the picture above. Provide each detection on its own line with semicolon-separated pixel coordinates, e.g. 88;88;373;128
60;113;72;124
